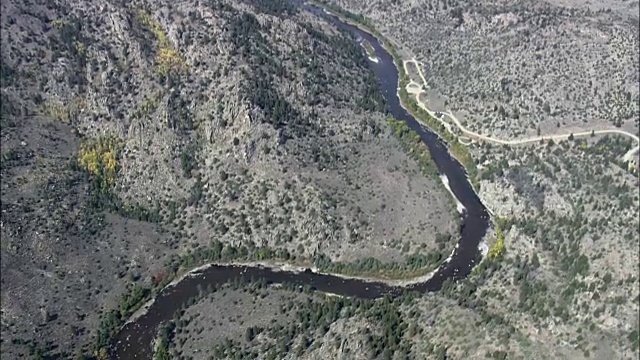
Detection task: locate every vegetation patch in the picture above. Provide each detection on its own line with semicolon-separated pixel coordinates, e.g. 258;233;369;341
50;16;89;88
310;0;479;189
152;322;175;360
78;135;121;190
387;117;438;179
487;226;506;261
39;97;86;124
131;91;162;120
93;284;151;359
313;251;446;280
137;10;187;75
76;136;162;222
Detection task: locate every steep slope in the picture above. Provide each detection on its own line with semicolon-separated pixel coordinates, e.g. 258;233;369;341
0;0;457;357
312;1;640;358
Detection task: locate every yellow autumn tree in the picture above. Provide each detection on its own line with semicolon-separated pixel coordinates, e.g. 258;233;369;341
78;136;121;189
488;226;506;260
79;145;101;174
156;47;186;75
138;9;187;75
94;348;109;360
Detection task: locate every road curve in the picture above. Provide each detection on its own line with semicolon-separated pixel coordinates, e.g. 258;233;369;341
403;59;640;160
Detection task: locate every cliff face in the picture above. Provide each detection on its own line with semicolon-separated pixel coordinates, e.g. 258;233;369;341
1;0;457;357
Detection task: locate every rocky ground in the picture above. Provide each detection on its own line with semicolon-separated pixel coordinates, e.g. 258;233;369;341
0;0;458;357
152;281;415;360
3;0;639;358
170;284;319;359
312;1;639;355
329;0;639;139
167;135;639;360
467;134;640;359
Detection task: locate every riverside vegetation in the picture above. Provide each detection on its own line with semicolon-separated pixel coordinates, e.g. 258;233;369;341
330;0;639;139
316;2;638;357
112;2;639;359
1;0;460;358
3;0;637;359
315;0;480;188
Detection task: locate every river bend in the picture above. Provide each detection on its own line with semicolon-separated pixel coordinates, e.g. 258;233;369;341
111;4;491;359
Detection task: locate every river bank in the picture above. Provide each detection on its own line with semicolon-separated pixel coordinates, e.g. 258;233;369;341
108;2;491;358
311;0;480;190
122;258;444;327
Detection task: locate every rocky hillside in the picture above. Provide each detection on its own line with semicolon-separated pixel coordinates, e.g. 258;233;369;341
328;0;639;139
0;0;457;357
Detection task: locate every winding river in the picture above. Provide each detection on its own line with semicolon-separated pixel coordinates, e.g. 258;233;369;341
111;3;491;359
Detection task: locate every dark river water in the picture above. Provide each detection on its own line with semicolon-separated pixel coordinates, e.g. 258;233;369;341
111;4;490;359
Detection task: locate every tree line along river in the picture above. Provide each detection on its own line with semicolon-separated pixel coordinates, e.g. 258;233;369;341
110;2;491;358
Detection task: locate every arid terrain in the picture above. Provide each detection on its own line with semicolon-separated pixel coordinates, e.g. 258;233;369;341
156;136;639;360
0;0;460;357
470;135;639;359
320;0;639;358
331;0;639;139
1;0;639;359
